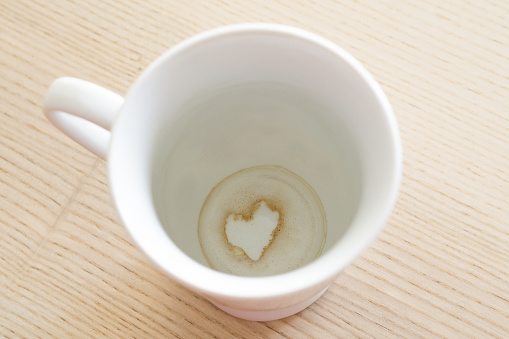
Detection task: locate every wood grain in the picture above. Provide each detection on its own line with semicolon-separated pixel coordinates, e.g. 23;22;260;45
1;0;508;337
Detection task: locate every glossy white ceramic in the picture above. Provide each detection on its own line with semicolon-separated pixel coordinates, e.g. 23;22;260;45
43;24;401;321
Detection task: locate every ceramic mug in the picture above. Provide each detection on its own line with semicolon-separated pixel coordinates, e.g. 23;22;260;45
43;24;402;321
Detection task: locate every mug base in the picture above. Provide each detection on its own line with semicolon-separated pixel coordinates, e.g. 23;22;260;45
211;285;330;321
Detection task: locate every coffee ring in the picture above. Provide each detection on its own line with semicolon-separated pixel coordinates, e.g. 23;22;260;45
198;165;326;276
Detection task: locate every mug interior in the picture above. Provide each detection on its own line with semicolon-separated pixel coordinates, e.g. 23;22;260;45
108;24;401;301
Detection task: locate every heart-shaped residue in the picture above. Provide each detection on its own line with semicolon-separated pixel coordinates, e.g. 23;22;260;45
224;201;280;261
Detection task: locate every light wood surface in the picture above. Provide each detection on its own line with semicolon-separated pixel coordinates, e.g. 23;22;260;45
1;1;508;337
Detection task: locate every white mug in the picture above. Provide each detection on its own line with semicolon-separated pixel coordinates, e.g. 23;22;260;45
43;24;402;321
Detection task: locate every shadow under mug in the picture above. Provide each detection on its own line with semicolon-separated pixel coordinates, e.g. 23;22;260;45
43;24;402;321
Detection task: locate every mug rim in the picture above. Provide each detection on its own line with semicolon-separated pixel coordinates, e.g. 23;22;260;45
108;23;402;301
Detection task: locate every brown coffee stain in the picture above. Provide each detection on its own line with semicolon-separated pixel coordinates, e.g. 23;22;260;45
197;164;327;276
222;198;285;262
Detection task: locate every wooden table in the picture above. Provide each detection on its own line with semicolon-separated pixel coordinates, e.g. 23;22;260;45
2;1;508;337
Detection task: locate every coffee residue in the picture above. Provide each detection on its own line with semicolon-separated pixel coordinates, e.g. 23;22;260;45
198;165;326;276
223;200;285;261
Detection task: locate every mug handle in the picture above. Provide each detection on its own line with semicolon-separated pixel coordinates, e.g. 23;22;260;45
43;77;124;160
